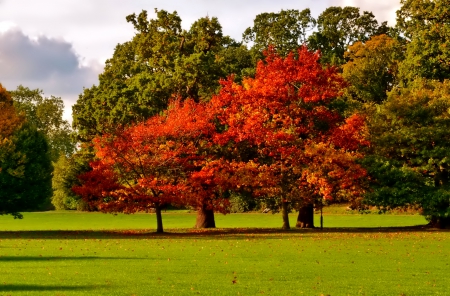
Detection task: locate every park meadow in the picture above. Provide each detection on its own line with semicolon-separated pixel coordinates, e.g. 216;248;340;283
1;209;449;295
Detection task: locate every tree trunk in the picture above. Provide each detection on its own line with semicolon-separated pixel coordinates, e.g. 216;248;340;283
281;200;290;230
155;204;164;233
428;216;449;229
195;205;216;228
296;203;315;228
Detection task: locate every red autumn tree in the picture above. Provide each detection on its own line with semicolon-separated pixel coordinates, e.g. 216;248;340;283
210;46;369;229
74;99;246;231
73;100;209;232
75;46;368;231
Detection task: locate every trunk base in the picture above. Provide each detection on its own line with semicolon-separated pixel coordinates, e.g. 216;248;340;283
296;203;315;228
428;216;449;229
195;206;216;228
281;201;290;230
155;205;164;233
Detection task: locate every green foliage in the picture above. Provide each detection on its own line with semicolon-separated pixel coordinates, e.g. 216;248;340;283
364;79;450;227
51;149;93;211
0;122;53;217
73;9;247;143
51;154;81;210
243;9;316;59
10;86;75;162
308;6;388;65
228;192;256;213
342;34;403;105
397;0;450;82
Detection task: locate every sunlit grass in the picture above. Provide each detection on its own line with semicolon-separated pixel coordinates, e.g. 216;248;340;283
0;211;448;295
0;210;427;231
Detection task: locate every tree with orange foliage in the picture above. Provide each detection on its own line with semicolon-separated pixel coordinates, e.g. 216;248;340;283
74;100;241;231
75;46;368;230
211;46;369;229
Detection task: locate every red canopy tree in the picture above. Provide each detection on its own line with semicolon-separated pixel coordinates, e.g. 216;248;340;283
73;100;214;232
210;46;369;229
75;46;368;230
73;99;254;230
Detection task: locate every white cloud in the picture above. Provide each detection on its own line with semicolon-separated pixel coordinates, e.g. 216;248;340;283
329;0;401;26
0;28;102;121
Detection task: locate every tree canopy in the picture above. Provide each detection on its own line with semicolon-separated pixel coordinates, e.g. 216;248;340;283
397;0;450;82
364;79;450;228
10;86;75;162
72;9;247;144
342;34;403;104
308;6;388;65
74;47;368;230
0;84;53;217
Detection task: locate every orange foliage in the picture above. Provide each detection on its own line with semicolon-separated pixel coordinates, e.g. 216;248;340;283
0;84;23;138
74;46;369;216
211;46;368;202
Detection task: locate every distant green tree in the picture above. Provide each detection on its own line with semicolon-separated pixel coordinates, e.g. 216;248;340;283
52;154;83;210
308;6;388;66
243;9;316;60
0;121;53;217
10;86;75;162
342;34;403;105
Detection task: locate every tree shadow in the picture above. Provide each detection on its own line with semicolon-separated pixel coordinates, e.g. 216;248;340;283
0;284;105;292
0;225;446;240
0;255;146;262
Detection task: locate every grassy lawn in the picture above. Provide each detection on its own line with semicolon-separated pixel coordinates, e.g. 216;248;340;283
0;210;448;295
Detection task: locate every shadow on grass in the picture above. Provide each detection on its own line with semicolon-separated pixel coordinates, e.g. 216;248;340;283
0;225;446;240
0;255;145;262
0;284;104;292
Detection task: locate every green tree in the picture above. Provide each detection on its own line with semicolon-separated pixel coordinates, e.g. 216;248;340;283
52;154;89;210
73;9;242;143
243;9;316;59
397;0;450;82
364;79;450;228
342;34;403;105
308;6;388;66
0;121;53;217
10;85;75;162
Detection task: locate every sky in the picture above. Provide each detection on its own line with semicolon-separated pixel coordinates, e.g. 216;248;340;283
0;0;401;122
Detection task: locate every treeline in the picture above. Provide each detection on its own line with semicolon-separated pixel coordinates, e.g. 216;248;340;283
1;0;449;229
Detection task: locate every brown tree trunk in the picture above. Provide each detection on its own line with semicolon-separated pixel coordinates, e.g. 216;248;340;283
155;204;164;233
195;204;216;228
428;216;449;229
296;203;315;228
281;201;290;230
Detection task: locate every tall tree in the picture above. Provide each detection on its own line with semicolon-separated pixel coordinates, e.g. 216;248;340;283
308;6;388;66
73;9;241;144
211;47;368;229
397;0;450;82
364;79;450;228
10;86;75;162
73;100;235;231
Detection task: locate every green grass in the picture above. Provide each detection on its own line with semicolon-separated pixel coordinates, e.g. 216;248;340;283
0;211;448;295
0;210;427;231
